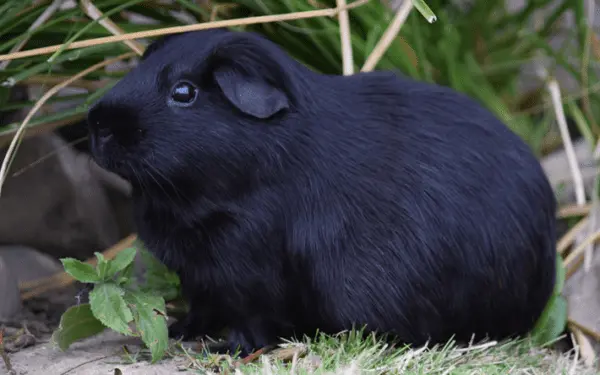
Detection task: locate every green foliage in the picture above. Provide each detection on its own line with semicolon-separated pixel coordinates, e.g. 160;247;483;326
530;257;568;346
139;247;181;302
54;246;178;363
412;0;437;23
89;283;135;336
124;291;170;363
60;258;101;283
51;303;107;351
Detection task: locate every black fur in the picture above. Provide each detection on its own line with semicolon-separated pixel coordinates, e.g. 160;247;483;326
86;28;557;356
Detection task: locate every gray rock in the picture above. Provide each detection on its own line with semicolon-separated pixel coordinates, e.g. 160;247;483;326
0;245;63;285
0;255;22;321
0;133;123;259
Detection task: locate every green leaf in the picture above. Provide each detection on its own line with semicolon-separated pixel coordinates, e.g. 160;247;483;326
51;303;106;351
553;256;566;295
0;87;10;107
140;248;181;301
531;258;569;346
60;258;101;283
117;261;136;286
531;294;568;347
89;283;135;336
106;247;138;279
95;252;110;280
124;291;169;363
412;0;437;23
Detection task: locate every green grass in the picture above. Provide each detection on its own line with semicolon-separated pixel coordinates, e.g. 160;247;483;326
163;332;599;374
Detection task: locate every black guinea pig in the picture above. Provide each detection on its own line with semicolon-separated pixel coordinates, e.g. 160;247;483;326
87;27;557;356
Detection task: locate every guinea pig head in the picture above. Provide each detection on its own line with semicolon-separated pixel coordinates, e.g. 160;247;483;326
87;29;308;196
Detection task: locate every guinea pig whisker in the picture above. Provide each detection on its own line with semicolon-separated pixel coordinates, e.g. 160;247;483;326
140;157;186;207
130;163;148;196
146;149;190;203
143;161;177;205
147;161;189;204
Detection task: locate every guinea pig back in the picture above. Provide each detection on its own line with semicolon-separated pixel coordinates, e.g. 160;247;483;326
86;28;557;355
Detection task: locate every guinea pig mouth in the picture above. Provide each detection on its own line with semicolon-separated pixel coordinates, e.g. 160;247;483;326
89;133;131;179
94;155;132;181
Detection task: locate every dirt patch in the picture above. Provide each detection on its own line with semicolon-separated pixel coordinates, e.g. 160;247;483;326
2;288;192;375
6;330;191;375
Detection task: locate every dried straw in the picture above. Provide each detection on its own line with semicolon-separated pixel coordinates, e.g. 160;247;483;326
0;0;370;62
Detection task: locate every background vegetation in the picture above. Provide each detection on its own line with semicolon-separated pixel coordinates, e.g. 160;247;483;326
0;0;598;373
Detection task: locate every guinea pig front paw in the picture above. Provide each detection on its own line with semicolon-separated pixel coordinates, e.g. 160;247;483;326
227;330;255;358
74;283;93;305
226;327;275;358
168;315;203;341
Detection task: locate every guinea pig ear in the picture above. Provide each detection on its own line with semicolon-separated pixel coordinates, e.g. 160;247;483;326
212;64;290;119
204;33;292;119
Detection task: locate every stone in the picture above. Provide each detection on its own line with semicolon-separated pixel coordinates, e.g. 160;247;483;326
0;255;22;321
0;133;124;260
0;83;134;262
0;245;63;284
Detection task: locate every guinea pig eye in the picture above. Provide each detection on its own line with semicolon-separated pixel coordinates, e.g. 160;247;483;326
170;81;198;106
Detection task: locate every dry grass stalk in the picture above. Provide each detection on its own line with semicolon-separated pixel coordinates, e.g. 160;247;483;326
586;176;599;271
569;324;597;368
547;79;586;207
0;0;370;62
80;0;146;55
533;6;587;273
544;76;594;271
21;75;107;91
569;319;600;342
336;0;354;75
0;52;137;196
361;0;413;72
19;234;138;300
558;203;592;218
566;254;584;279
563;229;600;268
558;216;590;255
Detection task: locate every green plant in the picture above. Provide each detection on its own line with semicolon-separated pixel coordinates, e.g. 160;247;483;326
52;246;181;363
530;256;568;347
